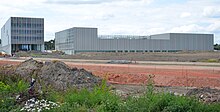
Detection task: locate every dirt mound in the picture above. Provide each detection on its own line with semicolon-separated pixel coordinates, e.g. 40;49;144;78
15;58;43;80
186;87;220;103
4;58;102;90
39;61;102;90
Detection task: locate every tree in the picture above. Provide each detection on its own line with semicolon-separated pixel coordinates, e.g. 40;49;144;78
214;44;220;50
44;39;55;50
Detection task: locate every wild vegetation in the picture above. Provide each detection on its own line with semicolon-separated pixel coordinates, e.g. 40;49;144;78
201;58;220;63
44;39;55;50
214;44;220;50
1;73;220;112
0;74;28;111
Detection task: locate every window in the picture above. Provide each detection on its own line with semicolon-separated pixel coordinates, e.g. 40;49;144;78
22;23;26;27
21;45;28;50
27;23;31;28
12;36;16;39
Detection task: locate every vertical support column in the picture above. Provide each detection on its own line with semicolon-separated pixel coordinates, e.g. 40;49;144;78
41;44;44;52
29;44;32;51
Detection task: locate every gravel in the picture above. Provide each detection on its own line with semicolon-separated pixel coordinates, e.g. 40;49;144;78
186;87;220;103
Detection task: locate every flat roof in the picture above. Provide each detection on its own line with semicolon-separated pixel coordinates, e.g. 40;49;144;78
11;17;44;19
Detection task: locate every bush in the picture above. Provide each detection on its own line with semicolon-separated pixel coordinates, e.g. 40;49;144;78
1;74;220;112
0;74;28;111
63;80;121;111
202;59;219;63
0;81;21;111
46;80;220;112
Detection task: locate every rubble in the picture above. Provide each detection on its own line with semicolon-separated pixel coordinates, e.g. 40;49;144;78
0;58;103;109
38;60;102;90
15;59;43;81
3;58;102;90
186;87;220;103
107;60;132;64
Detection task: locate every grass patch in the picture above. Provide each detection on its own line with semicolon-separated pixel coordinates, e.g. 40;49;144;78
0;74;29;111
1;74;220;112
47;81;220;112
201;59;220;63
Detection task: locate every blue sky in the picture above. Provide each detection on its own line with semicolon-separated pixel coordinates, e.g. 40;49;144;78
0;0;220;43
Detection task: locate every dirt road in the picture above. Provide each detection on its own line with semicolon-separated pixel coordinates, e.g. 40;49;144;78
0;58;220;88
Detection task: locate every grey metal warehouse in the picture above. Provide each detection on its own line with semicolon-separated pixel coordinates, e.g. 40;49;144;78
55;27;214;55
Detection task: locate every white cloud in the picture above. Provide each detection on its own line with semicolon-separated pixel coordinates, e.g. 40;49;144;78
208;21;220;32
0;0;220;43
170;24;205;33
180;12;191;18
141;0;154;4
45;0;154;5
203;6;220;18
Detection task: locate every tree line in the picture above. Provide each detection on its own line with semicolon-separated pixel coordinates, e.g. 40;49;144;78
44;39;55;50
214;44;220;50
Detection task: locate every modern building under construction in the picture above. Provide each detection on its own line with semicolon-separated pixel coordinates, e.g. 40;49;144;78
55;27;214;55
1;17;44;55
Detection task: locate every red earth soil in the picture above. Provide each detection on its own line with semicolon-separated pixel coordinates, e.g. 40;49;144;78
1;60;220;88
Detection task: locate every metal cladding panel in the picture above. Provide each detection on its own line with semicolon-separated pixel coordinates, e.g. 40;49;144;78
115;39;125;50
129;39;138;50
57;27;97;52
55;27;214;54
143;39;149;51
1;17;45;54
74;28;98;50
1;18;12;54
170;33;213;51
1;18;11;47
150;33;170;50
97;35;171;52
55;28;75;54
11;17;44;45
150;33;170;40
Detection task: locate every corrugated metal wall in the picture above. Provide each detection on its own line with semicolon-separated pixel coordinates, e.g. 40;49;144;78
170;33;214;51
55;27;214;55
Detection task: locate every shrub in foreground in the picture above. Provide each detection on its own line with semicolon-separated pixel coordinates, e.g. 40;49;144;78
1;75;220;112
0;80;28;111
47;82;220;112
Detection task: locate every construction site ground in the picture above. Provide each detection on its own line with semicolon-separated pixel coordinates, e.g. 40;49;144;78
14;51;220;62
0;57;220;95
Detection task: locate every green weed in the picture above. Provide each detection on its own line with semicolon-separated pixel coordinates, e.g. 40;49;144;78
201;59;219;63
1;74;220;112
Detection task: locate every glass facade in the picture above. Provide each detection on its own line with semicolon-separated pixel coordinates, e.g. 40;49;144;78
10;17;44;53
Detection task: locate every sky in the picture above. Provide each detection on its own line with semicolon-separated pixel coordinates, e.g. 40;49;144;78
0;0;220;43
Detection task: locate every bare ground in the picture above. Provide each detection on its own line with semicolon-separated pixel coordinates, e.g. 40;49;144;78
69;51;220;62
15;51;220;62
111;84;193;97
